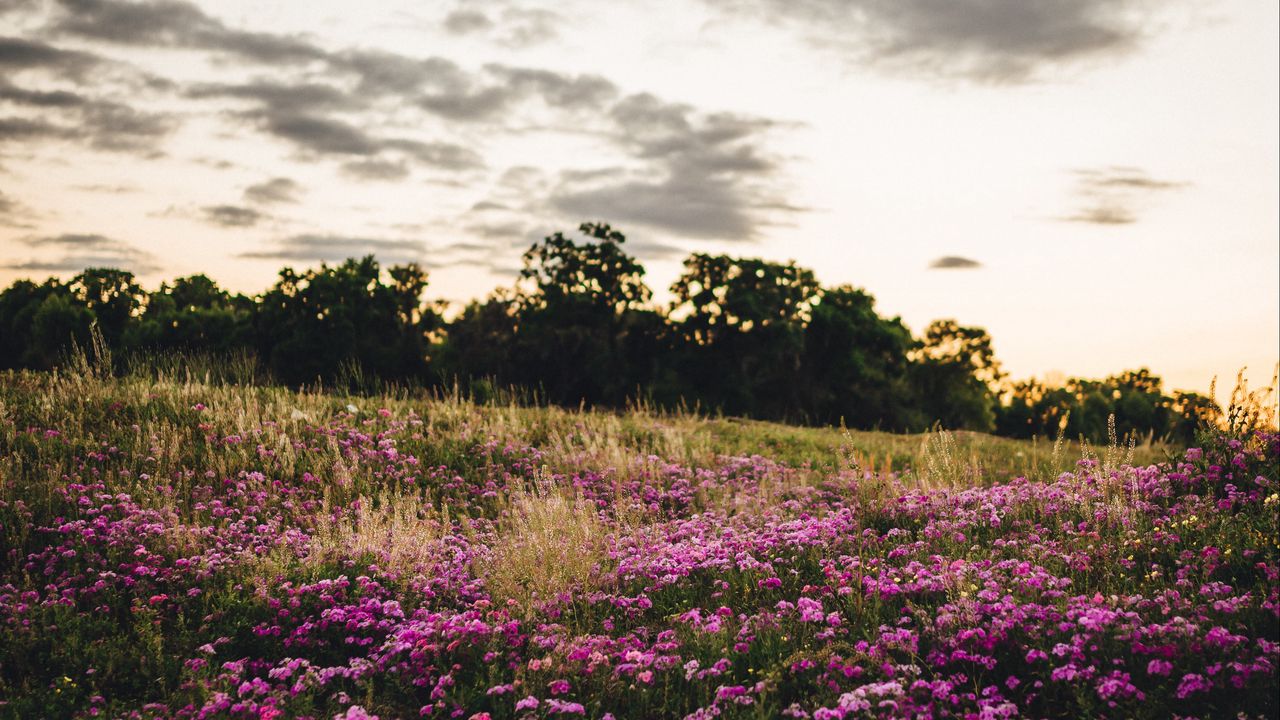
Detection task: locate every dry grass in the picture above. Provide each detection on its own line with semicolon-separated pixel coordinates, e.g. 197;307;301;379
914;427;983;489
308;490;448;574
483;481;613;615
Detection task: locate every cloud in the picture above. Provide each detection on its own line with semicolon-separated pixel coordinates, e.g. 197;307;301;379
493;7;562;48
549;93;796;240
485;65;617;110
383;139;483;170
0;36;102;79
188;80;356;113
202;204;263;228
3;0;801;252
243;177;302;205
440;4;561;47
0;189;36;228
240;234;428;264
0;80;86;108
341;158;410;181
929;255;982;269
49;0;328;65
5;232;158;273
78;100;174;152
1073;166;1186;191
443;9;494;34
190;77;483;171
701;0;1163;82
72;182;140;193
1062;165;1186;225
0;116;70;143
1066;204;1135;225
0;79;174;153
251;112;378;155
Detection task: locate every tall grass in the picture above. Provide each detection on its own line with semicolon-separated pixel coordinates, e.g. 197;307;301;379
484;482;612;615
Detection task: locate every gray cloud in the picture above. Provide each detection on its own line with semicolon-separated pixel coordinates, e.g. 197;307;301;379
4;0;800;250
552;174;757;240
409;61;615;122
929;255;982;269
0;116;69;142
240;234;427;264
252;112;378;156
0;190;36;228
702;0;1162;82
243;177;301;205
493;7;562;48
0;77;174;153
1065;204;1135;225
440;4;561;47
78;100;174;152
188;75;483;171
5;232;158;273
418;85;512;121
0;36;101;78
549;93;796;241
189;80;356;112
384;139;483;170
50;0;328;65
486;65;617;110
443;9;494;34
1062;166;1186;225
336;51;461;97
1073;166;1187;191
341;158;410;181
0;81;86;108
73;183;140;193
202;204;263;228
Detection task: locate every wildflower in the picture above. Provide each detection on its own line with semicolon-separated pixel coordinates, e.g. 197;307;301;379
545;699;586;715
1176;673;1212;699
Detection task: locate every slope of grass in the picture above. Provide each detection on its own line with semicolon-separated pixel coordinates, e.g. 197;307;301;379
0;367;1271;720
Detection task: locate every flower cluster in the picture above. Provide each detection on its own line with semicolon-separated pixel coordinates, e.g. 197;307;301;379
0;384;1276;719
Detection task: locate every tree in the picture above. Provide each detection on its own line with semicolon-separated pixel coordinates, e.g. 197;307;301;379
488;223;657;405
68;268;145;349
519;222;650;316
127;274;252;355
254;257;439;386
667;254;820;419
799;285;916;429
909;320;1001;431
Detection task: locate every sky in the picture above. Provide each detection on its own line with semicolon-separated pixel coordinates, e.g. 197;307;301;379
1;0;1277;399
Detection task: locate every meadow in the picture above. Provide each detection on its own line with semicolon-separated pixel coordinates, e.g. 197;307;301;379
0;361;1276;719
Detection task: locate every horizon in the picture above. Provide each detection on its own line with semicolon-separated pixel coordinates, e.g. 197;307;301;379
1;0;1277;400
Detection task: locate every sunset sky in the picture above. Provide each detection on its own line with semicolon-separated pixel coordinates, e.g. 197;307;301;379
1;0;1276;398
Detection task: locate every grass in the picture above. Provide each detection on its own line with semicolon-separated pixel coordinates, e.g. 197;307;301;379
1;361;1269;720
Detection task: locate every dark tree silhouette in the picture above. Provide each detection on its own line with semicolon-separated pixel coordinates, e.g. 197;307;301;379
0;223;1215;442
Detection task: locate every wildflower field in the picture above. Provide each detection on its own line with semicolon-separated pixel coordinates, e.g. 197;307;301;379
0;368;1276;719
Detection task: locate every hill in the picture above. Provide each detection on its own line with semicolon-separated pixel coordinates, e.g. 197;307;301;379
0;368;1274;718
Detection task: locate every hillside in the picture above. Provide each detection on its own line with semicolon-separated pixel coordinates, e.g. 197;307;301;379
0;368;1275;719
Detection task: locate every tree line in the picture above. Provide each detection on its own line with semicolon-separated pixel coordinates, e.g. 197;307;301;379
0;222;1217;443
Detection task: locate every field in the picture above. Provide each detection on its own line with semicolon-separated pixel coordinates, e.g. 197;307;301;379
0;366;1276;719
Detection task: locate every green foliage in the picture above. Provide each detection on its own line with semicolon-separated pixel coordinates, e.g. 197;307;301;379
0;222;1231;442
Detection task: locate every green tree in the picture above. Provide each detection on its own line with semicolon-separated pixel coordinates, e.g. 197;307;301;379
504;222;656;405
799;285;916;429
254;257;439;386
667;254;820;419
909;320;1002;431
